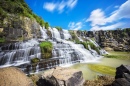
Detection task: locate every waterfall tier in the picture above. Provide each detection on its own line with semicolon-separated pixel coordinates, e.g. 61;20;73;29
0;39;41;68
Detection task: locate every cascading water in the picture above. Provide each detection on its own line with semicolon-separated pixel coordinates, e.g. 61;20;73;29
0;26;106;72
50;28;101;67
52;28;61;41
62;29;72;39
0;39;41;68
39;26;48;40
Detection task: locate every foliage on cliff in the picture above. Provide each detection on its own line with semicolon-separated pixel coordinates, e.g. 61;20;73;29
0;0;47;27
40;41;53;59
69;30;80;43
81;41;100;54
55;26;62;31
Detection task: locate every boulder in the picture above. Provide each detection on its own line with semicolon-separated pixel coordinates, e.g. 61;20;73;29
115;65;130;79
112;65;130;86
112;78;130;86
37;67;84;86
0;67;34;86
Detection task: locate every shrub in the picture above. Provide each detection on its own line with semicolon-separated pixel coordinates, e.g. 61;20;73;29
40;41;53;59
31;58;40;63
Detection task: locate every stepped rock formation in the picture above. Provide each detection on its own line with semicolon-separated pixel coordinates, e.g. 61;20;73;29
36;67;84;86
0;67;34;86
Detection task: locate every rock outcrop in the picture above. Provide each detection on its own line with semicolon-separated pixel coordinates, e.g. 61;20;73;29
77;29;130;51
0;67;34;86
0;14;41;42
37;67;84;86
112;65;130;86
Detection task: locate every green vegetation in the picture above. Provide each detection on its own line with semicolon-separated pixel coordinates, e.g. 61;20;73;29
31;58;40;63
69;30;80;43
0;0;47;27
55;26;62;31
69;30;100;54
40;41;53;59
81;41;100;54
104;51;130;60
88;64;116;76
45;22;49;29
0;37;5;43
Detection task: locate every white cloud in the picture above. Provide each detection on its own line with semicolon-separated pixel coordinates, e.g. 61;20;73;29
43;0;78;13
90;22;124;31
87;0;130;31
68;22;83;30
107;0;130;22
67;0;78;9
86;9;106;26
43;3;57;12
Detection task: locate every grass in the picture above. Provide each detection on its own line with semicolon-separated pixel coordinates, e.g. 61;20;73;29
88;64;116;76
104;51;130;60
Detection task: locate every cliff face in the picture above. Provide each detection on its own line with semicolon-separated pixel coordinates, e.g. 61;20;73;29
0;14;41;42
95;29;130;51
0;0;44;43
77;29;130;51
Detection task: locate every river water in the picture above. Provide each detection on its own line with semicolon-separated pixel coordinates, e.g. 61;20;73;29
71;58;130;80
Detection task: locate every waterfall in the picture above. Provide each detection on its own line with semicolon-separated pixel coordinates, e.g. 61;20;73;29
50;29;101;67
62;29;72;39
52;28;61;41
0;26;107;71
0;39;41;68
40;26;48;40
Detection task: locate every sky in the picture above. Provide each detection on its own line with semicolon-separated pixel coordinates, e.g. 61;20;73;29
25;0;130;31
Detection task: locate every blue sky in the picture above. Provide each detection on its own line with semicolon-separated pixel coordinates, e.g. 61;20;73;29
25;0;130;31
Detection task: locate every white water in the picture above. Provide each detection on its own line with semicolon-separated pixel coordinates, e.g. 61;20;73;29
62;29;72;39
39;26;48;40
50;28;101;67
0;27;106;71
0;39;41;68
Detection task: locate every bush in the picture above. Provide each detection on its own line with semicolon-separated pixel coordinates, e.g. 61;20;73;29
31;58;40;63
40;41;53;59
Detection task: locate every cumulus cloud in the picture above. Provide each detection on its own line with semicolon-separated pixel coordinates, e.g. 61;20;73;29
43;0;78;13
86;9;106;26
68;22;83;30
87;0;130;31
